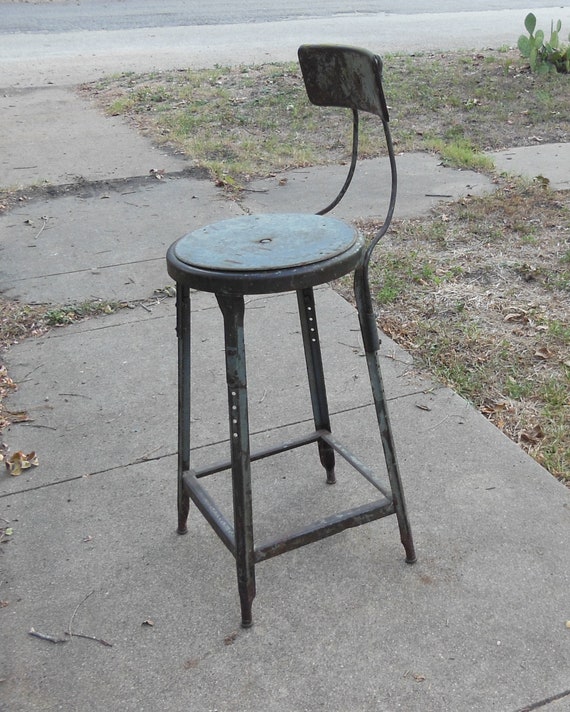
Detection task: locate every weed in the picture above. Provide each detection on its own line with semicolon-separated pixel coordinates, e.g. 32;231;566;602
424;137;494;170
548;320;570;343
44;300;117;327
505;375;534;400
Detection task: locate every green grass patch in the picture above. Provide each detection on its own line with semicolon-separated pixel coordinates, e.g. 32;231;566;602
44;300;118;326
423;137;495;170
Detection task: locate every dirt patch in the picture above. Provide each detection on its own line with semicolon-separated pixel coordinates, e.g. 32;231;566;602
0;168;207;216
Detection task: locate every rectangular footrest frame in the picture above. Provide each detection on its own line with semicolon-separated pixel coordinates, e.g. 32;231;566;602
181;429;396;564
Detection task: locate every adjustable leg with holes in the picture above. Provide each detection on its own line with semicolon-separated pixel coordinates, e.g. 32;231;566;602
216;294;256;627
297;288;336;485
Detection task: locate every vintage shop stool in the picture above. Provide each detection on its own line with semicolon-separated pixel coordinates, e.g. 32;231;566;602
166;45;416;627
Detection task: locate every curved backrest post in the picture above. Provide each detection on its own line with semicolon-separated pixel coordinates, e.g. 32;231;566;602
298;44;397;269
364;119;397;269
316;108;359;216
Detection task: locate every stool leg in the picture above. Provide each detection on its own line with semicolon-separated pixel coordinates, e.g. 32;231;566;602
176;284;191;535
354;269;417;564
297;288;336;484
216;294;256;627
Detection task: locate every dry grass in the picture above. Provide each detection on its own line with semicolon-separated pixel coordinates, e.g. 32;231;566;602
80;50;569;182
349;180;569;480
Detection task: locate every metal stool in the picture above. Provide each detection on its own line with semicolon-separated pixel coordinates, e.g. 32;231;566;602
166;45;416;627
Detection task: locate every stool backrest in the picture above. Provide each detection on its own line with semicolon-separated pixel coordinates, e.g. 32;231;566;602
298;44;389;120
297;45;397;260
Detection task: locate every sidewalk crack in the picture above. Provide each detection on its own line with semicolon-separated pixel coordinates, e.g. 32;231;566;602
513;689;570;712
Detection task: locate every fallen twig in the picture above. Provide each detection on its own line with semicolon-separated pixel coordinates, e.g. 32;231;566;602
65;631;113;647
29;627;68;644
33;216;48;240
386;387;436;402
29;592;113;648
419;412;468;432
338;341;361;351
137;445;162;462
68;590;94;640
66;590;113;647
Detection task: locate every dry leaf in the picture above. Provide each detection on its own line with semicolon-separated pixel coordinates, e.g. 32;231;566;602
534;346;554;360
520;425;545;445
224;630;238;646
481;400;508;414
7;451;39;476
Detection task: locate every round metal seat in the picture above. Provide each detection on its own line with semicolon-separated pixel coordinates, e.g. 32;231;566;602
167;213;364;294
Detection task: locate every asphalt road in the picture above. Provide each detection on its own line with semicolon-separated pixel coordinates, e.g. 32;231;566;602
1;0;566;32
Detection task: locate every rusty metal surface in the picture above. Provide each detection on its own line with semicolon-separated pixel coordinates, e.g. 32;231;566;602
298;44;389;120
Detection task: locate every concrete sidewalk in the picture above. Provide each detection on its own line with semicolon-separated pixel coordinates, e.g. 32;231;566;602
1;87;569;712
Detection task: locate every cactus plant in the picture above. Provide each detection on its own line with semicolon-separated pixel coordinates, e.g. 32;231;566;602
518;12;570;73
